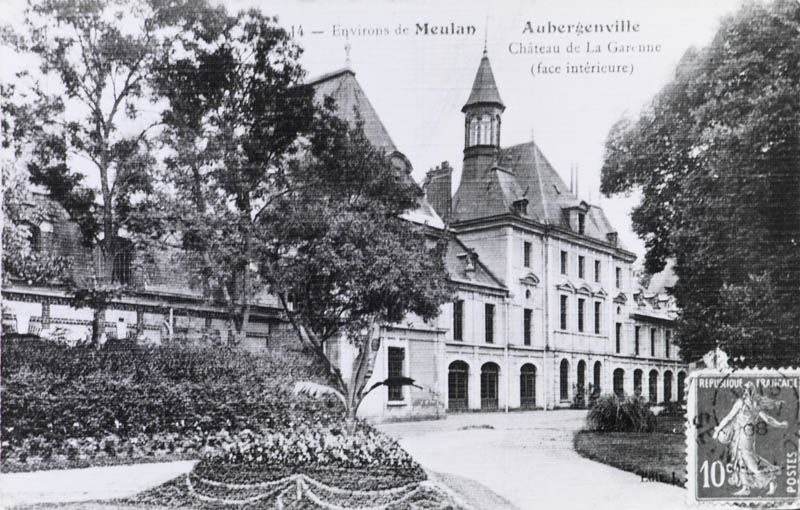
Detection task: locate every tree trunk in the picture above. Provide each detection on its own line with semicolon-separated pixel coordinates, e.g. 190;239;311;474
226;305;251;346
343;323;381;432
91;306;106;348
344;404;358;434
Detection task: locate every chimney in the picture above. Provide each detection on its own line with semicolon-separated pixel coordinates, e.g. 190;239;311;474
423;161;452;222
569;164;575;194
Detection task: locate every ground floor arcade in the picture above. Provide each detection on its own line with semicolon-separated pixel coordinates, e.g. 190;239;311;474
443;346;688;412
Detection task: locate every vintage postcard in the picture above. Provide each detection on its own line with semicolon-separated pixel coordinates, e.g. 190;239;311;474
1;0;798;509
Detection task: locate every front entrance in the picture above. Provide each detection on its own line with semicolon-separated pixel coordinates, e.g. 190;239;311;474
448;361;469;411
520;364;536;409
481;362;499;410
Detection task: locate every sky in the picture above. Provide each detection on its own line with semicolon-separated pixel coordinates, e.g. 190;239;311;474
0;0;747;265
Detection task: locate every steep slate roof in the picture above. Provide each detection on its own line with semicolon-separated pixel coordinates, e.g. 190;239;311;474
444;236;507;292
307;68;397;153
450;167;524;221
307;67;444;230
462;50;505;111
451;140;622;246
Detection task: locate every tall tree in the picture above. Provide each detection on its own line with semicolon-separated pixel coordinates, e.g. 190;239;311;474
145;8;316;343
601;0;800;366
261;114;452;429
2;0;193;344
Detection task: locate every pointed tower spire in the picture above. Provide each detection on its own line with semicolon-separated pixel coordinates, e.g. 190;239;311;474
461;50;504;113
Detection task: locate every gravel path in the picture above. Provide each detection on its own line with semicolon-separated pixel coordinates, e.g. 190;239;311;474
379;410;688;510
0;460;197;508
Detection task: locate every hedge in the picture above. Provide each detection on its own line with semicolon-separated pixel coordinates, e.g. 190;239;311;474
1;338;340;470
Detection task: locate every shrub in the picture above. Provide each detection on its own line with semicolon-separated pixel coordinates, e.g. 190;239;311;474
659;401;686;417
586;394;656;432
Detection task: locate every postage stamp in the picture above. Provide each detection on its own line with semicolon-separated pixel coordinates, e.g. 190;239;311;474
687;369;800;507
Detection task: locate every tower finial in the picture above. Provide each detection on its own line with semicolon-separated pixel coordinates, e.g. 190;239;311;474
483;16;488;55
344;34;352;67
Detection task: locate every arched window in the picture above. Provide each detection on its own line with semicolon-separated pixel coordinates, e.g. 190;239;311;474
664;371;673;403
613;368;625;397
469;117;478;146
479;115;492;145
20;222;42;252
112;238;134;286
559;359;569;401
520;364;536;409
634;369;643;397
678;371;687;403
448;361;469;411
577;360;586;398
593;361;601;394
648;370;658;403
481;362;499;410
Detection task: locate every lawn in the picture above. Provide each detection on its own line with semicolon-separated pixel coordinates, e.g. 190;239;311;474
573;415;687;487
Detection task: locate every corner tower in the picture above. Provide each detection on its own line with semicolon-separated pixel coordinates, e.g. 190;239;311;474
462;48;504;155
461;48;505;189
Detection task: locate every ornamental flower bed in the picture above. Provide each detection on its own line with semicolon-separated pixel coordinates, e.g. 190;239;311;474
131;425;439;510
203;425;420;472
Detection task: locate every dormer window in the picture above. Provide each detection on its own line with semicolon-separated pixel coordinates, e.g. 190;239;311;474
564;207;588;233
511;198;528;216
458;251;478;280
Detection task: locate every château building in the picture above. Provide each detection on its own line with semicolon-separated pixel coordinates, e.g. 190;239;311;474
353;49;688;418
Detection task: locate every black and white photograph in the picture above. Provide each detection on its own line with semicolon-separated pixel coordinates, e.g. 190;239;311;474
1;0;798;508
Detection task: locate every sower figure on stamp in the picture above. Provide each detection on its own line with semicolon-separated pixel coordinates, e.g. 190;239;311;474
713;382;789;496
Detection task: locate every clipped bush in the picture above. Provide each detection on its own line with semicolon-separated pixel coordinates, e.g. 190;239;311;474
585;394;656;433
